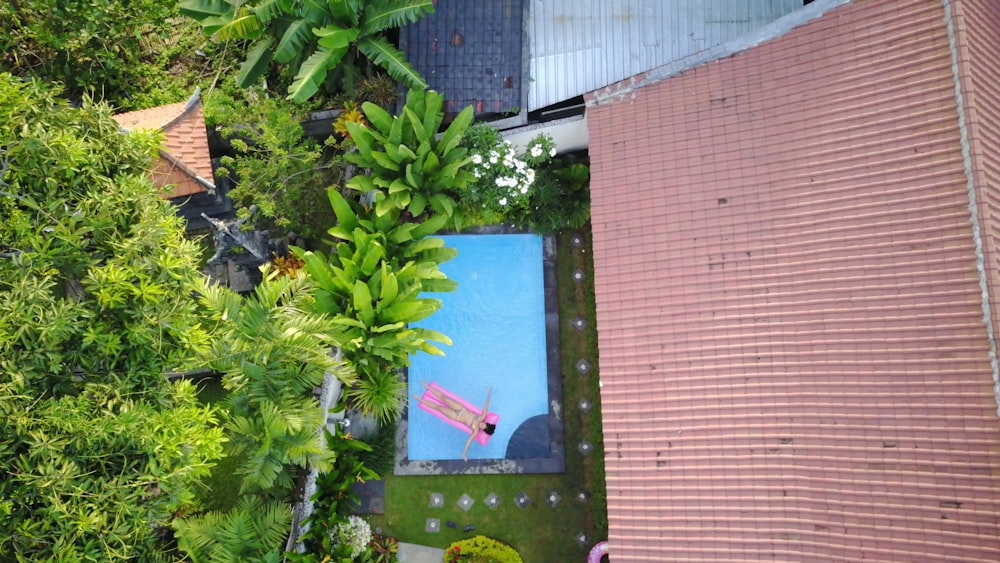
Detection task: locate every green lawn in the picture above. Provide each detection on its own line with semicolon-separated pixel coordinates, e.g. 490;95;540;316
367;229;607;561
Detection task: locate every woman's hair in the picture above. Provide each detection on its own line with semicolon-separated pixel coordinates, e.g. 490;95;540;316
483;422;496;435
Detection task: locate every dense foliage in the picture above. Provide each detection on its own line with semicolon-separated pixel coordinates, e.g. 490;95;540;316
181;0;433;103
209;85;339;242
460;123;591;233
286;426;381;562
0;0;222;110
295;189;456;423
199;270;354;494
0;74;226;560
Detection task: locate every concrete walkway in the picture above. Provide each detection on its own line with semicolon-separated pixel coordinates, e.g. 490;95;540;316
398;542;445;563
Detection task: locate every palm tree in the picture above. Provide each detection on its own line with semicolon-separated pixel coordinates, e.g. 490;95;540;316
198;271;355;493
180;0;434;102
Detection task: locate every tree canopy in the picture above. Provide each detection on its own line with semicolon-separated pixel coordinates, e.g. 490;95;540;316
0;74;225;561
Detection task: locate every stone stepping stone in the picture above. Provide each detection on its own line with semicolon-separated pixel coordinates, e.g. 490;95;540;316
457;493;474;512
514;491;531;509
484;492;501;510
546;490;562;507
425;518;440;533
429;492;444;508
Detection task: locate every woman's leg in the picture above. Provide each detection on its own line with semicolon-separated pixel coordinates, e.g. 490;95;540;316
413;395;460;423
422;382;466;412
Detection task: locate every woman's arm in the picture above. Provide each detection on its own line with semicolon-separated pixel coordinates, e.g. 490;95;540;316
461;431;477;461
480;387;492;417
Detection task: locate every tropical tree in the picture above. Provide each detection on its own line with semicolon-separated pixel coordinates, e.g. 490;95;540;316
180;0;434;103
345;88;475;225
0;0;215;109
0;74;225;560
198;270;355;494
172;496;292;563
294;188;456;422
206;85;339;242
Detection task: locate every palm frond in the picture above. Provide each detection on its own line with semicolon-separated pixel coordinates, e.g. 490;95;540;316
360;0;434;35
357;35;427;90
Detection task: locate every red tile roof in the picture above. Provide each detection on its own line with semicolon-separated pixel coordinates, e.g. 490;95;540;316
585;0;1000;560
112;97;214;198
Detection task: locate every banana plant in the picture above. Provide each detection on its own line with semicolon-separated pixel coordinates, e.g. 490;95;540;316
179;0;433;103
293;189;456;369
344;89;475;223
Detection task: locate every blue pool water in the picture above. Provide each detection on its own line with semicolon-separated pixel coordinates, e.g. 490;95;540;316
407;234;549;461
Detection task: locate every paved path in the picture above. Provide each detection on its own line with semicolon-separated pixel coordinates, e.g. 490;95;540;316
398;542;445;563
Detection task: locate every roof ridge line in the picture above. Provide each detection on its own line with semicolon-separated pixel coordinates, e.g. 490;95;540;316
586;0;852;107
160;90;202;133
942;0;1000;419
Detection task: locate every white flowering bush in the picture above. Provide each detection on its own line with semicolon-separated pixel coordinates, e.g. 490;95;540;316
329;515;372;559
460;123;556;222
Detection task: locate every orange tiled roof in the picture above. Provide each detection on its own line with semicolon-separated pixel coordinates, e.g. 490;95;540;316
585;0;1000;560
112;96;214;198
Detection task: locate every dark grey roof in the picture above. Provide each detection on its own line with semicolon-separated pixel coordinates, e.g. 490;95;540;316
401;0;526;121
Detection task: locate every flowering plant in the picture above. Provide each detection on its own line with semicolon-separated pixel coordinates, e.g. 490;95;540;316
444;544;465;563
460;123;556;221
329;515;373;559
370;532;399;563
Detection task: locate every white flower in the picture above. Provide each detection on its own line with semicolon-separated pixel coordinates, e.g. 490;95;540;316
499;197;507;206
489;150;499;164
526;169;535;184
504;139;512;146
520;185;529;194
549;147;557;157
474;170;481;178
471;153;483;164
495;176;507;187
530;145;543;158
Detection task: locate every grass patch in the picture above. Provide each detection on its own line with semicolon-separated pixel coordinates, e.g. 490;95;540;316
191;374;244;511
367;228;607;560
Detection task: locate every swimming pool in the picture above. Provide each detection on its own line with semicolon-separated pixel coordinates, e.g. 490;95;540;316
406;233;550;461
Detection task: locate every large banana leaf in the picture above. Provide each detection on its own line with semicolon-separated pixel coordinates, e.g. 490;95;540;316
236;38;275;88
215;6;262;40
357;35;427;90
273;19;313;64
327;0;363;27
287;45;349;103
315;24;360;50
360;0;434;34
253;0;287;25
178;0;231;23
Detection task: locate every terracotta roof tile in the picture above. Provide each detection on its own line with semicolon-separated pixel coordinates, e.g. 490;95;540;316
585;0;1000;560
112;98;212;198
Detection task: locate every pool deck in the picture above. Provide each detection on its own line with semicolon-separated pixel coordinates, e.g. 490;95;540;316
395;232;565;476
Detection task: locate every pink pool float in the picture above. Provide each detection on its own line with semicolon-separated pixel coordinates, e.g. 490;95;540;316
587;540;609;562
416;381;500;446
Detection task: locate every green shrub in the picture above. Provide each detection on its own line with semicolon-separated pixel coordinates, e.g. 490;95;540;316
443;536;523;563
357;419;399;476
344;89;475;224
